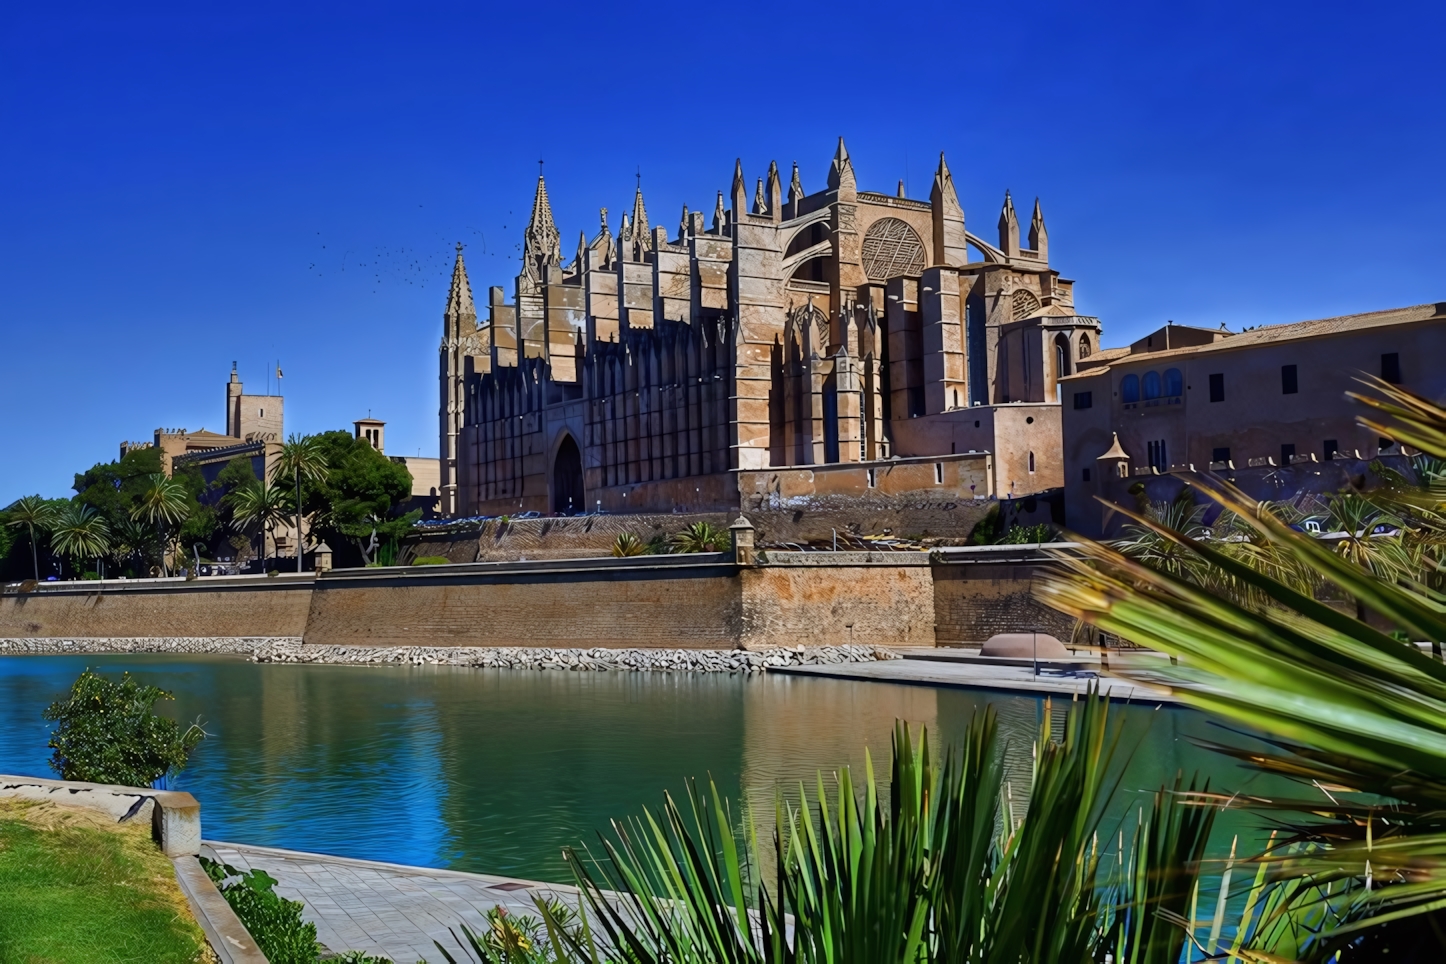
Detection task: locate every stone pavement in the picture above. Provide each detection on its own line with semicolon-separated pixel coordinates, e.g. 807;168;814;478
204;841;581;964
771;653;1179;704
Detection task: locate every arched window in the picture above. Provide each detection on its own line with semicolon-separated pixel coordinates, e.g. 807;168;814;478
1121;374;1140;403
1078;335;1091;359
1142;371;1161;399
1163;368;1183;397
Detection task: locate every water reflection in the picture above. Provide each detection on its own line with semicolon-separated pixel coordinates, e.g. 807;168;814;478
0;655;1294;883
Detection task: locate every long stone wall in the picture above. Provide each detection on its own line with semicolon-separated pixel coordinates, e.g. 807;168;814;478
0;576;313;640
2;547;1075;650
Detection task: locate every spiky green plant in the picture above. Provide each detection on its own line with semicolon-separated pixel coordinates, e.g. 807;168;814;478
1037;377;1446;960
548;694;1212;964
611;533;647;557
131;473;191;575
225;477;292;566
670;521;727;554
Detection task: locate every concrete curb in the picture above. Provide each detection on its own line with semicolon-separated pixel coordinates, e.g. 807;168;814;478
173;854;269;964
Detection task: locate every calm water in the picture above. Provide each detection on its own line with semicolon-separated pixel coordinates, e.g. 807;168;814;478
0;655;1291;883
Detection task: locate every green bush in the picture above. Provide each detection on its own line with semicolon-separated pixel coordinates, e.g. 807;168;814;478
412;555;451;566
202;859;322;963
43;670;204;787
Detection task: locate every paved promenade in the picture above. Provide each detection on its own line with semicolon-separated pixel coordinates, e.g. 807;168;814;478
205;841;580;963
772;651;1179;704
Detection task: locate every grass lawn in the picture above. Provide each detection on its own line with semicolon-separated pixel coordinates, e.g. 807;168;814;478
0;797;214;963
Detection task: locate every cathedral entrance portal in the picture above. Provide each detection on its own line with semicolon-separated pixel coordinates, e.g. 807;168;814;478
551;434;584;515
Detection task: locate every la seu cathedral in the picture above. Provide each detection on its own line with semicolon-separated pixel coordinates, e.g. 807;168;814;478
437;139;1098;518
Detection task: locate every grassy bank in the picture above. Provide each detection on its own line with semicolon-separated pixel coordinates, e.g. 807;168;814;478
0;798;213;963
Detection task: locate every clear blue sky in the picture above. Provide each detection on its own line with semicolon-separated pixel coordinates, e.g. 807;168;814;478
2;0;1442;505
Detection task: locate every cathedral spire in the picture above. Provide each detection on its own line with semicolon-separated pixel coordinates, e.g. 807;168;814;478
753;177;767;215
788;162;803;207
712;190;726;234
766;161;782;222
930;152;967;266
827;136;855;193
444;243;476;332
731;159;748;219
1028;197;1048;261
623;181;651;260
997;190;1020;257
523;175;562;274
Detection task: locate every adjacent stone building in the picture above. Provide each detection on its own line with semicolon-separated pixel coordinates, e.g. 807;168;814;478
1060;303;1446;536
440;140;1099;518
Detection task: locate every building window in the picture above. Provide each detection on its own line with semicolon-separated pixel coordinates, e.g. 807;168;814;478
1143;371;1161;400
1323;439;1339;460
1281;443;1295;465
1147;439;1167;471
1073;391;1092;409
866;468;877;488
1281;364;1298;395
1163;368;1183;397
1208;373;1224;403
1028;452;1036;473
1212;447;1230;464
952;390;959;408
1382;352;1401;384
1078;335;1091;359
934;462;944;484
1121;374;1140;403
1082;467;1091;482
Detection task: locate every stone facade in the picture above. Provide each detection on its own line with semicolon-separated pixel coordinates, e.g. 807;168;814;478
1060;304;1446;536
439;140;1098;518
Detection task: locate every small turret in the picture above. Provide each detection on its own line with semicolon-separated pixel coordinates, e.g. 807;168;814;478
930;153;967;267
522;176;561;278
1028;198;1048;261
787;162;803;216
731;159;748;220
753;177;767;215
766;161;782;222
998;190;1020;258
711;190;726;235
827;136;856;197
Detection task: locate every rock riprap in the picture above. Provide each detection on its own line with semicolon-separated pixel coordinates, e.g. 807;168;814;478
0;637;897;673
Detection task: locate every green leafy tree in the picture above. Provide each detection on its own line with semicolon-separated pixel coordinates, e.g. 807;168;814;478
47;502;111;577
302;431;417;566
131;474;192;576
4;495;58;581
43;670;205;788
72;447;165;523
108;515;157;576
273;433;330;572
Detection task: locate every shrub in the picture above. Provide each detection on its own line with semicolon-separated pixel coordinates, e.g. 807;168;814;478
412;555;451;566
43;670;205;787
202;858;321;964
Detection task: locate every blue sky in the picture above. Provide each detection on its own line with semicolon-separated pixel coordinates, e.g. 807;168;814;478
1;0;1442;504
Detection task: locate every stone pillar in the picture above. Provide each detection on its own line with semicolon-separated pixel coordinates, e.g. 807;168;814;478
920;266;967;415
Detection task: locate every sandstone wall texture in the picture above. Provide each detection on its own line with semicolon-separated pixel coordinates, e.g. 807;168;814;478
932;563;1076;645
301;558;742;649
739;559;935;650
0;580;312;640
2;553;1076;650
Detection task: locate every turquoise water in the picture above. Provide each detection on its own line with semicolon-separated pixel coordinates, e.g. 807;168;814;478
0;655;1291;883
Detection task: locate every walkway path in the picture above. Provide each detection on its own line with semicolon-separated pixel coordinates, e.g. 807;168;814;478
204;841;580;964
771;652;1179;704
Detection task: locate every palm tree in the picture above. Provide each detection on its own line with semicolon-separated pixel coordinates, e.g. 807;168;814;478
611;532;647;557
5;495;56;581
225;477;292;569
130;474;191;576
109;516;155;576
272;434;329;573
48;503;110;578
1038;378;1446;957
